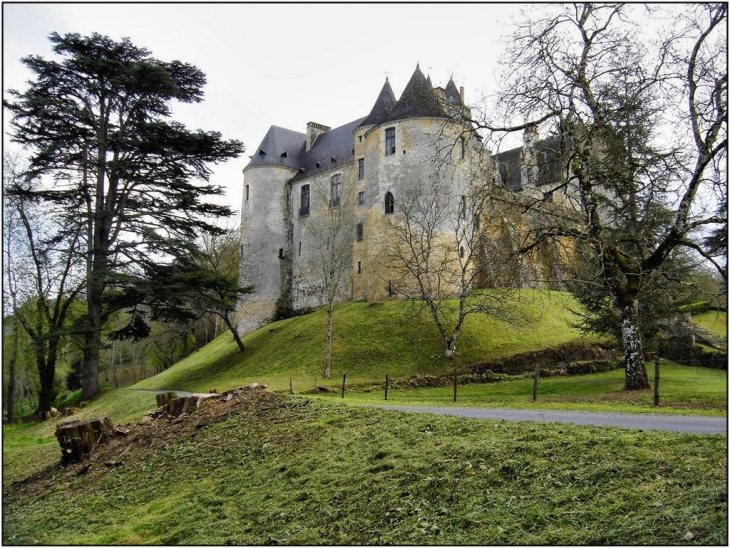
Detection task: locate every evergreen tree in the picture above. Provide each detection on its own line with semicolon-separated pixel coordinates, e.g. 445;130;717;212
4;32;244;399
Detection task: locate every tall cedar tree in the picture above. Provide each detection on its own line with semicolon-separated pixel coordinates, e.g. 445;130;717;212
469;4;727;389
5;33;244;399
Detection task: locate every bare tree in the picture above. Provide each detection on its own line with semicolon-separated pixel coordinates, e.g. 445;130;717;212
471;3;727;389
297;173;356;378
3;154;85;415
378;158;523;359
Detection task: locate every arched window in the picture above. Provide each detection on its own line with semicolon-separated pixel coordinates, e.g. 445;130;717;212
384;191;394;214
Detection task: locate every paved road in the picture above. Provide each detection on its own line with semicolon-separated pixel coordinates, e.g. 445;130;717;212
371;405;727;434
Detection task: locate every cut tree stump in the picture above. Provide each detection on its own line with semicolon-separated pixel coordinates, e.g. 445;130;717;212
155;392;178;407
55;417;114;464
165;393;219;418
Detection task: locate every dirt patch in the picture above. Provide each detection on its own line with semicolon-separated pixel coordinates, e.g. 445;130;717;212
4;385;299;501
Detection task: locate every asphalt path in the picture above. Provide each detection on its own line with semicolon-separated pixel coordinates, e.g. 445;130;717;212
371;405;727;434
128;389;726;435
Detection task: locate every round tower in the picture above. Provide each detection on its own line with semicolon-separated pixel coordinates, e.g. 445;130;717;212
238;126;304;334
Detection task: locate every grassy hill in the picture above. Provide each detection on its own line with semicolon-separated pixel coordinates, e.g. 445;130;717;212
3;389;727;545
3;292;727;544
132;290;602;393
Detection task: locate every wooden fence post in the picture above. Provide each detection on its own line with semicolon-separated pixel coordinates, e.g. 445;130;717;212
453;368;457;403
653;342;661;407
385;374;389;401
341;374;347;399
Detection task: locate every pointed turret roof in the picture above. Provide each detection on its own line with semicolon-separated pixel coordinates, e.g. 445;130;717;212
388;64;445;121
245;125;306;170
444;77;462;105
359;78;397;128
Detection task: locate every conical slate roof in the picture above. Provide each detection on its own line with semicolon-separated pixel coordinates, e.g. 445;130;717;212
444;77;462;105
246;125;306;170
388;64;445;121
359;78;397;128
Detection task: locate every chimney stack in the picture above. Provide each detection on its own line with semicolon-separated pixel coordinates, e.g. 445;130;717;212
306;122;330;151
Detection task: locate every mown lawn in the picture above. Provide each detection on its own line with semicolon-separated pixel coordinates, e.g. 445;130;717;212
2;393;727;545
316;360;727;416
132;291;605;393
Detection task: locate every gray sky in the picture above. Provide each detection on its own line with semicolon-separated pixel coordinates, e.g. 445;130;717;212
3;1;526;217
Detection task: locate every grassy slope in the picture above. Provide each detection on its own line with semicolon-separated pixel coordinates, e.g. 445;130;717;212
133;290;600;392
3;393;726;545
693;310;728;342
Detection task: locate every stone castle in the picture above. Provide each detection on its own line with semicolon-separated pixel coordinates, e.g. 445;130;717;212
238;65;567;334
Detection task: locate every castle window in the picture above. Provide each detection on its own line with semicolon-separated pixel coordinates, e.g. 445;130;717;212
300;184;310;216
460;137;466;159
330;175;342;207
385;128;395;156
461;195;467;218
358;158;365;180
245;184;250;201
385;191;394;214
357;191;365;206
298;241;302;256
357;261;362;274
356;222;364;241
460;246;465;259
279;248;284;259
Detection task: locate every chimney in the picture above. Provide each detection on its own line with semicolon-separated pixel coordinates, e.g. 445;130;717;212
459;86;465;103
306;122;330;151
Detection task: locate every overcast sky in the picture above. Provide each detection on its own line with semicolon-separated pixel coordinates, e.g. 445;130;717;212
3;2;531;217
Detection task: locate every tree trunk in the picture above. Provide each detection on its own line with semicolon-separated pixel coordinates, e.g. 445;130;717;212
619;299;650;390
37;351;57;416
323;305;333;379
81;304;102;400
222;313;245;352
6;322;19;424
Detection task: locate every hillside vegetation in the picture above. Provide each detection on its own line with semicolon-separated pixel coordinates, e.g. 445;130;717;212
3;389;727;545
132;290;603;393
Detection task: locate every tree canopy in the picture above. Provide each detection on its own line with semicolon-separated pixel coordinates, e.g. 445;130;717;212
4;32;245;399
473;4;727;389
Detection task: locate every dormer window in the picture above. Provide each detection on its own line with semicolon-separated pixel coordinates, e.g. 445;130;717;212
281;151;288;158
259;149;266;156
385;128;395;156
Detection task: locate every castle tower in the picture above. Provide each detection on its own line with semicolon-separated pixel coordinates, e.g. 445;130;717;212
238;125;304;334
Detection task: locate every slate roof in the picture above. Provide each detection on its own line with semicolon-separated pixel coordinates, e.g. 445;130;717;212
359;79;397;128
444;77;462;105
388;64;446;122
292;117;367;183
247;65;462;177
246;125;306;170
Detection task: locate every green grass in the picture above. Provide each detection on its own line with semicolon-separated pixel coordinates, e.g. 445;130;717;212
693;310;728;343
2;393;726;545
315;360;727;416
132;290;603;393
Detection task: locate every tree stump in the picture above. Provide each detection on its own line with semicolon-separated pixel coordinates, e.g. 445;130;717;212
55;417;114;464
164;393;219;417
155;391;178;407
